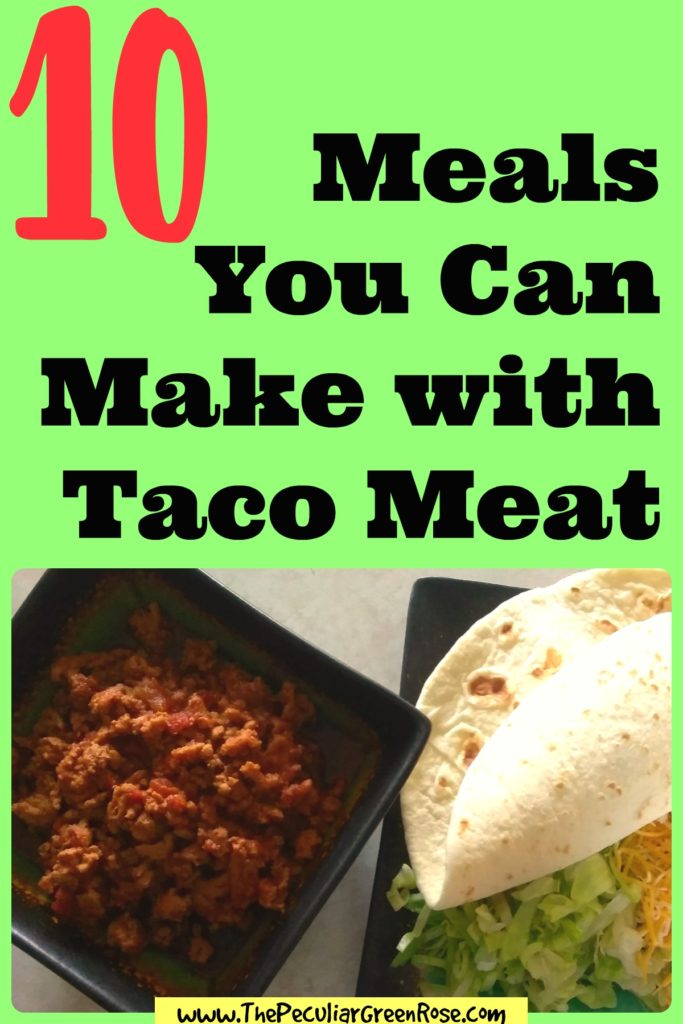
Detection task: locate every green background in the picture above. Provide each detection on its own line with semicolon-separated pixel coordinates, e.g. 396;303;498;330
1;0;678;1021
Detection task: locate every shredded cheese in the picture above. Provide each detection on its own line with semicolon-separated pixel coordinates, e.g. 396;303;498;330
613;815;671;1007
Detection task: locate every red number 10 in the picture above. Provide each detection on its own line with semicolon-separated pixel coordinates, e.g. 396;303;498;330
10;6;207;242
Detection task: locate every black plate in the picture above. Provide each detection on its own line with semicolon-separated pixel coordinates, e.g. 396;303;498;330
12;569;430;1011
356;577;522;997
356;577;649;1014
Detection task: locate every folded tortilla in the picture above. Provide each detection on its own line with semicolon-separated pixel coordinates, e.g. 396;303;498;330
401;569;671;909
439;613;671;907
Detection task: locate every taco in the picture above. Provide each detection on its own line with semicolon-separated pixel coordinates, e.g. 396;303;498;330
401;568;671;906
392;569;671;1010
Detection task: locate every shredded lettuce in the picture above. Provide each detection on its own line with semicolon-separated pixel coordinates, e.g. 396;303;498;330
387;848;669;1012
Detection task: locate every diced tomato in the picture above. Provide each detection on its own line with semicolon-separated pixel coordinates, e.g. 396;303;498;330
148;777;179;797
166;794;188;813
166;711;195;734
52;888;74;917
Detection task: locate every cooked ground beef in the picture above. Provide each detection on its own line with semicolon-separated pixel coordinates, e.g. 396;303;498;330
13;604;344;963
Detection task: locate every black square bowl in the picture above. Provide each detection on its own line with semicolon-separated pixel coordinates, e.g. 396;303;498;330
12;569;430;1012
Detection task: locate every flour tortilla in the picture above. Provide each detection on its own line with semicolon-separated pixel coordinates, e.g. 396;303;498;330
401;568;671;909
440;613;671;907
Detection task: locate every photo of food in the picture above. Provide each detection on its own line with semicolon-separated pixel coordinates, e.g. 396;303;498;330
12;569;427;1011
15;608;348;963
12;569;671;1013
358;570;671;1012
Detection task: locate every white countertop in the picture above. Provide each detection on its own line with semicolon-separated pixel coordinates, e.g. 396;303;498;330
12;567;572;1012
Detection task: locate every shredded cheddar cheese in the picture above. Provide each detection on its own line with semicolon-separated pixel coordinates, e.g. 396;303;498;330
613;815;671;1006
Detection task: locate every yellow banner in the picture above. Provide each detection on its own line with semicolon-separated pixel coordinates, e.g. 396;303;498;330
156;997;527;1024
